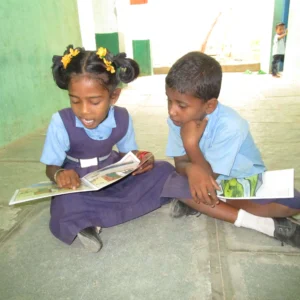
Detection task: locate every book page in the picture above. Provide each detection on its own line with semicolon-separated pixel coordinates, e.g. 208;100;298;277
9;180;94;206
256;169;294;198
9;152;152;206
82;152;140;189
216;169;294;200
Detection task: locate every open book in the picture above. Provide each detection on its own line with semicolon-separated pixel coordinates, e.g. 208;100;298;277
9;152;150;206
216;169;294;200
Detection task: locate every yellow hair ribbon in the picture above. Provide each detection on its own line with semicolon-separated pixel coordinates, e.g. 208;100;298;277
61;48;80;69
96;47;115;73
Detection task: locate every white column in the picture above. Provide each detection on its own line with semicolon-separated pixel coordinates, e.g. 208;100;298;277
77;0;96;50
259;0;275;73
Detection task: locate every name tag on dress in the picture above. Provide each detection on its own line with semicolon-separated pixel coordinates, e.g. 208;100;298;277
80;157;98;168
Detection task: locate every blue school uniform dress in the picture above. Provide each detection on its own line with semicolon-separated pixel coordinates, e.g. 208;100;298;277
41;106;174;244
161;103;300;208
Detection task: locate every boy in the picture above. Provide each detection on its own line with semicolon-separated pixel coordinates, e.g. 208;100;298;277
272;22;287;78
161;51;300;248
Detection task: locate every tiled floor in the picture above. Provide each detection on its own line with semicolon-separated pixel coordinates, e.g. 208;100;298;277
0;73;300;300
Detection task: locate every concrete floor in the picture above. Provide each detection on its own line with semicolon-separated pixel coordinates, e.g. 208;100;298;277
0;73;300;300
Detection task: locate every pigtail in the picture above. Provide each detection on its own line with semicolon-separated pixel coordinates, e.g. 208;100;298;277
51;55;68;90
113;53;140;83
51;45;85;90
51;44;139;91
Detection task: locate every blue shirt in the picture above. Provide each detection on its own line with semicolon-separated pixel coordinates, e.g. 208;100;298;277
166;103;266;179
40;107;138;166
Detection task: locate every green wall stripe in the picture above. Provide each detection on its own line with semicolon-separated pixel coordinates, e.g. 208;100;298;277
270;0;286;71
95;33;120;55
0;0;81;148
132;39;152;76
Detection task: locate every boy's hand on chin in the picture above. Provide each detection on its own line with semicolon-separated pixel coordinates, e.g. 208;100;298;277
180;118;208;146
186;164;220;207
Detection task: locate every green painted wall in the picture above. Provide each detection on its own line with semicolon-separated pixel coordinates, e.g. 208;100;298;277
132;40;152;76
95;33;120;55
0;0;81;148
274;0;285;24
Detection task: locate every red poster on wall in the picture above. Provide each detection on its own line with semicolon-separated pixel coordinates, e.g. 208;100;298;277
130;0;148;4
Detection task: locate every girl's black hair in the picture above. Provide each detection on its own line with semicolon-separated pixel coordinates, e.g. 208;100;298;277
52;45;140;91
166;51;222;102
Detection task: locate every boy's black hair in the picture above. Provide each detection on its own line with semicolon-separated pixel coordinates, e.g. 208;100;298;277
166;51;222;102
52;45;140;91
276;22;285;29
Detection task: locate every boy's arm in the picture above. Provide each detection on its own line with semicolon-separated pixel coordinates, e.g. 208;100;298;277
184;143;218;178
180;118;218;177
174;154;220;179
176;119;220;205
174;154;220;206
277;29;288;40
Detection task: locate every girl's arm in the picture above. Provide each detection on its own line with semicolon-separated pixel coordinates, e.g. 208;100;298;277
46;165;63;183
46;165;80;189
119;150;155;175
117;113;154;175
119;150;138;158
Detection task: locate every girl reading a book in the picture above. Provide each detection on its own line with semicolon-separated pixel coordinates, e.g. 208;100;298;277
40;45;174;252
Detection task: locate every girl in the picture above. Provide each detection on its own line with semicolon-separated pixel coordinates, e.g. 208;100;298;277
41;45;174;252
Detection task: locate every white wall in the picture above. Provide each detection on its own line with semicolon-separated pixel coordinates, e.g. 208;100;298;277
259;0;275;72
92;0;118;33
284;0;300;80
116;0;151;58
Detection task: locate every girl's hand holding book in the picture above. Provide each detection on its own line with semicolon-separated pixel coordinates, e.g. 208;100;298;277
133;151;154;176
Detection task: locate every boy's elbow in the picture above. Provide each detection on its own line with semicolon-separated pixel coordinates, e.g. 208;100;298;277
174;162;190;176
213;172;220;180
175;165;182;175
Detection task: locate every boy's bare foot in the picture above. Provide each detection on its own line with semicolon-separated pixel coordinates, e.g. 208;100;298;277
272;74;280;78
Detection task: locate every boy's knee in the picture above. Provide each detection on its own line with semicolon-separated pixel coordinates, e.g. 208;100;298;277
278;205;295;215
269;203;300;217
